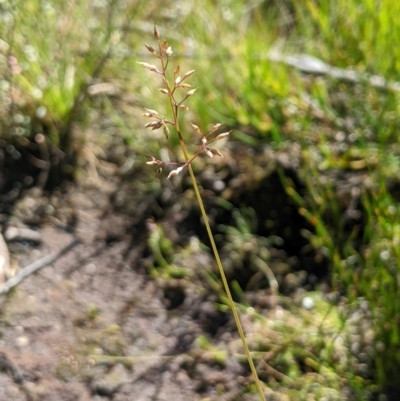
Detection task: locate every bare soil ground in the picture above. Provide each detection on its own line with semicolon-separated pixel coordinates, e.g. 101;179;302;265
0;142;339;401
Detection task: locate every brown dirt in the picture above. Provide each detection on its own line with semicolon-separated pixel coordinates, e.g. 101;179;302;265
0;141;343;401
0;163;259;401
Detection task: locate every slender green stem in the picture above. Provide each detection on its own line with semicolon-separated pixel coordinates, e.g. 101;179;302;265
155;37;266;400
176;126;266;401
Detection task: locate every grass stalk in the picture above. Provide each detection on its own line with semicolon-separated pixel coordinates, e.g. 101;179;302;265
140;27;266;401
178;128;266;401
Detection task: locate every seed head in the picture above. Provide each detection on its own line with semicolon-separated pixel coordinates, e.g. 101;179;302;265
145;121;163;130
163;125;169;139
167;166;184;179
161;40;169;51
144;108;159;117
137;62;159;73
145;44;156;54
182;70;195;81
154;26;160;39
190;123;203;136
205;148;214;158
142;29;231;180
186;88;197;97
208;123;222;136
146;156;162;166
208;148;223;157
216;131;231;140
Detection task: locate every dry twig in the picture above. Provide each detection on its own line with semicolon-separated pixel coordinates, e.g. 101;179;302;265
0;239;79;296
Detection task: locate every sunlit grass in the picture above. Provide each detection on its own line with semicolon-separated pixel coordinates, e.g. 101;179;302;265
293;0;400;77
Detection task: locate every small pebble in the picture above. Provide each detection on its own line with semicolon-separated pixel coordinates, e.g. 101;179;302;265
16;335;29;347
302;296;315;310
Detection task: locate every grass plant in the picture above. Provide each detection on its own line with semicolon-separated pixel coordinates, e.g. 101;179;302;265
138;26;266;401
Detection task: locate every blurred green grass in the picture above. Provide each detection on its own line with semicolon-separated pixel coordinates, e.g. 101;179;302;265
1;0;400;399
